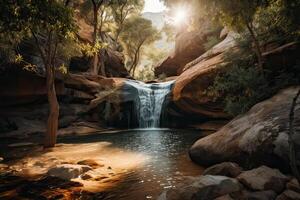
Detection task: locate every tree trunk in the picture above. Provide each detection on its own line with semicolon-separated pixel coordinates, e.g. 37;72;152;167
44;64;59;148
90;4;99;75
99;49;106;76
289;89;300;182
246;23;263;71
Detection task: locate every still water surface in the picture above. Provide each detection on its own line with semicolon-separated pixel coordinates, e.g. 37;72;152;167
62;129;204;200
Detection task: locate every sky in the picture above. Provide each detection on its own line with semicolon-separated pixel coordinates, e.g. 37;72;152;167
143;0;166;13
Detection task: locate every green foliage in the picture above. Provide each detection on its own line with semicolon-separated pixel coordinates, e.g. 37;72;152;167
208;38;300;116
135;64;155;81
0;0;77;71
110;0;144;41
120;15;161;76
254;0;300;43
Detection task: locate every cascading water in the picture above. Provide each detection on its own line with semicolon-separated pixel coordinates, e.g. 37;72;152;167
126;80;174;128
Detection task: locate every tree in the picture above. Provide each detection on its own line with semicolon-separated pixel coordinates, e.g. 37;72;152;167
90;0;108;75
110;0;144;42
197;0;267;70
120;16;161;76
0;0;77;147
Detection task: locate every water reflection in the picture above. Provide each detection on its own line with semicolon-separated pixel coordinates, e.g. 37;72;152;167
62;129;204;199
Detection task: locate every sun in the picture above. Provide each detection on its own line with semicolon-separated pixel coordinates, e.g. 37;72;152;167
173;8;187;26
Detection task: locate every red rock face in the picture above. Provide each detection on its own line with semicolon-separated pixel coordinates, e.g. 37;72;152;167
155;22;222;77
171;32;238;119
0;67;65;106
155;31;208;76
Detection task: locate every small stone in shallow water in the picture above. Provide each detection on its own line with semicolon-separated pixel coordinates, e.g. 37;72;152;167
47;164;92;180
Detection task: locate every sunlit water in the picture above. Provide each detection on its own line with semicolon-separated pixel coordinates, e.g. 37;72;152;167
62;129;204;200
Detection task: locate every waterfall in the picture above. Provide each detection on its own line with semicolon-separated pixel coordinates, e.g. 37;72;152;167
126;80;174;128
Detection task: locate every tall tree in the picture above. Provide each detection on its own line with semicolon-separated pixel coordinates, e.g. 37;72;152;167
110;0;144;42
90;0;107;75
197;0;267;70
120;16;160;76
0;0;76;147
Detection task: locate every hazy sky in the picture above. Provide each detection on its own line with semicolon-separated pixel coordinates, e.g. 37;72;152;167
143;0;166;13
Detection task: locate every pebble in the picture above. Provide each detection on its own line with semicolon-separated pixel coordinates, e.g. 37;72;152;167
0;157;3;162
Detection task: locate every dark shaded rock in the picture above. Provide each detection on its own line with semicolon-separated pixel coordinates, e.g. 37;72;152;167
237;166;289;193
189;87;300;170
18;176;83;200
215;194;234;200
58;116;78;128
203;162;242;178
159;175;241;200
230;190;277;200
287;179;300;193
276;190;300;200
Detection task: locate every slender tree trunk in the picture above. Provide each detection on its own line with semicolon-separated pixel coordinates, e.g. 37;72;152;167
44;64;59;148
246;23;263;71
289;89;300;182
90;4;99;75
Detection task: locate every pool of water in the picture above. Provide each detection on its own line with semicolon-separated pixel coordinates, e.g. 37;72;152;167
61;129;204;200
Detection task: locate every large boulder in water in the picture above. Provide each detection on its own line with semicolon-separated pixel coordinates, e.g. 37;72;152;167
189;86;300;170
158;175;241;200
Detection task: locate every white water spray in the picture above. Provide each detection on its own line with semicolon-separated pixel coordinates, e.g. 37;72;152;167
126;80;174;128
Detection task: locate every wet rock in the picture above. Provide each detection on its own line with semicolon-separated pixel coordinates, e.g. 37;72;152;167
0;157;3;162
47;164;92;180
237;166;289;193
276;190;300;200
287;179;300;193
159;175;241;200
203;162;242;178
77;159;104;168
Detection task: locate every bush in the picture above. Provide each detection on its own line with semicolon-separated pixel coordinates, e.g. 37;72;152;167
208;39;300;116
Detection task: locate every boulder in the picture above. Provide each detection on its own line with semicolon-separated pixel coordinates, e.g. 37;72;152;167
172;38;299;120
215;195;234;200
237;166;289;193
230;190;277;200
203;162;242;178
287;179;300;193
189;87;300;169
172;32;238;119
159;175;241;200
47;164;92;180
276;190;300;200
